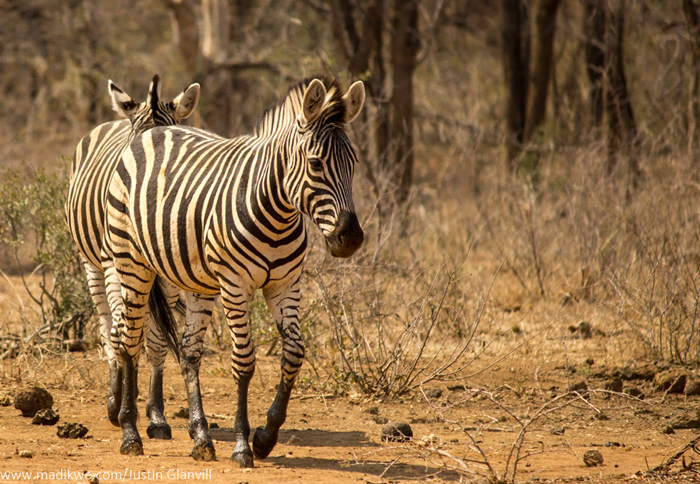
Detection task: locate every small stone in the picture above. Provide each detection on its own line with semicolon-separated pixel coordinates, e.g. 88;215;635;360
68;340;88;352
604;378;623;394
653;371;687;394
568;381;590;399
88;475;99;484
287;435;300;445
14;387;53;417
381;421;413;442
425;388;443;399
32;408;60;425
363;406;379;415
173;406;189;419
0;395;11;406
662;425;675;435
584;357;594;366
209;422;220;429
670;414;700;430
372;416;388;425
56;422;89;439
684;379;700;396
583;450;604;467
604;441;621;447
624;386;645;400
18;450;32;458
551;427;565;436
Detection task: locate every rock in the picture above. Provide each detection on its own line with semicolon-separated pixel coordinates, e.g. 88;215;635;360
569;321;593;339
612;364;657;381
671;414;700;430
0;395;11;406
653;371;687;394
624;386;645;400
363;406;379;415
583;450;604;467
173;406;189;419
68;340;88;352
373;416;389;425
14;387;53;417
584;358;595;366
662;425;675;434
18;450;32;458
287;435;300;445
57;422;89;439
684;379;700;396
604;441;621;447
604;378;623;393
32;408;60;425
568;381;590;399
425;388;443;399
209;422;220;429
381;421;413;442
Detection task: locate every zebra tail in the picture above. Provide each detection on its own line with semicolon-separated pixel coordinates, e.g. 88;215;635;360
148;278;181;363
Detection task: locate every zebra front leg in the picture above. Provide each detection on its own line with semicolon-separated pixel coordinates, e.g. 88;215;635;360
253;281;305;459
181;293;216;461
221;290;255;467
145;280;180;440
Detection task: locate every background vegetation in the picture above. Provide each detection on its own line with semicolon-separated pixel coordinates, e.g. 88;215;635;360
1;0;699;391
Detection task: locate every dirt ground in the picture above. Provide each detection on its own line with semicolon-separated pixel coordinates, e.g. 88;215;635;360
1;339;700;484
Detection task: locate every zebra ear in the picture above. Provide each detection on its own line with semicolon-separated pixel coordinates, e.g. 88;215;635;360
171;83;201;121
109;80;139;120
343;80;365;124
301;79;327;125
147;74;162;108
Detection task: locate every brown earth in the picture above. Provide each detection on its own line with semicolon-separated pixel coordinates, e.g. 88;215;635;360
1;345;700;484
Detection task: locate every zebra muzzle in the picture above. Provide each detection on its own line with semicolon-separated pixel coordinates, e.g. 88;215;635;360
324;210;364;258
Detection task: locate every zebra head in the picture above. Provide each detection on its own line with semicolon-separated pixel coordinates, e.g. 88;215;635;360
108;74;200;133
289;76;366;258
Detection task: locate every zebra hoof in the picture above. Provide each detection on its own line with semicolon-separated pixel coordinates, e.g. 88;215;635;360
231;449;254;468
147;422;172;440
252;426;277;459
107;397;120;427
120;439;144;456
192;439;216;462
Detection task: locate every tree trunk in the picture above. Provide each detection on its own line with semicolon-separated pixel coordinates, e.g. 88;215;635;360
391;0;420;204
583;0;605;127
683;0;700;156
524;0;561;140
162;0;201;75
604;0;639;189
501;0;530;171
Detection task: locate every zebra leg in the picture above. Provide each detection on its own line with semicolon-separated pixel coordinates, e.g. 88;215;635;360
102;258;125;427
181;293;216;462
221;290;255;467
115;271;155;456
144;280;179;440
253;280;304;459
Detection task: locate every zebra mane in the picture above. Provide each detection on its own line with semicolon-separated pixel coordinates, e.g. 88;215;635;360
254;74;347;137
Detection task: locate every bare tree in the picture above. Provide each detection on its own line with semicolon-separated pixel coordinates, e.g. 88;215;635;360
583;0;605;127
683;0;700;155
501;0;530;170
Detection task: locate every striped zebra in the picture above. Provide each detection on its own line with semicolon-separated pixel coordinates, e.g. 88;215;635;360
103;75;365;465
65;75;200;440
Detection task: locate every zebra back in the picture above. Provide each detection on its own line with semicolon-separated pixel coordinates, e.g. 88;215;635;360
106;75;365;296
67;75;200;268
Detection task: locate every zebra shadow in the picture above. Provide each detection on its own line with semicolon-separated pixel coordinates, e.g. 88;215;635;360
210;427;375;447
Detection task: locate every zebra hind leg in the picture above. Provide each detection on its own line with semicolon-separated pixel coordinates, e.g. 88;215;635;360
182;293;216;461
144;280;180;440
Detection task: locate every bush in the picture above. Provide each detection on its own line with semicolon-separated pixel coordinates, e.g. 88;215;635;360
0;160;93;342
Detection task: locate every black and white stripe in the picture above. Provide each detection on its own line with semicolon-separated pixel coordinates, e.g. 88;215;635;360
65;74;200;439
103;75;365;465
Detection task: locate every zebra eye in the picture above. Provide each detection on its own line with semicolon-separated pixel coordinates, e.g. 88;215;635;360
308;157;323;170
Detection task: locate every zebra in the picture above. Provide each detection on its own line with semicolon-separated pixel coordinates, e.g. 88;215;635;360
102;74;365;465
65;74;200;440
